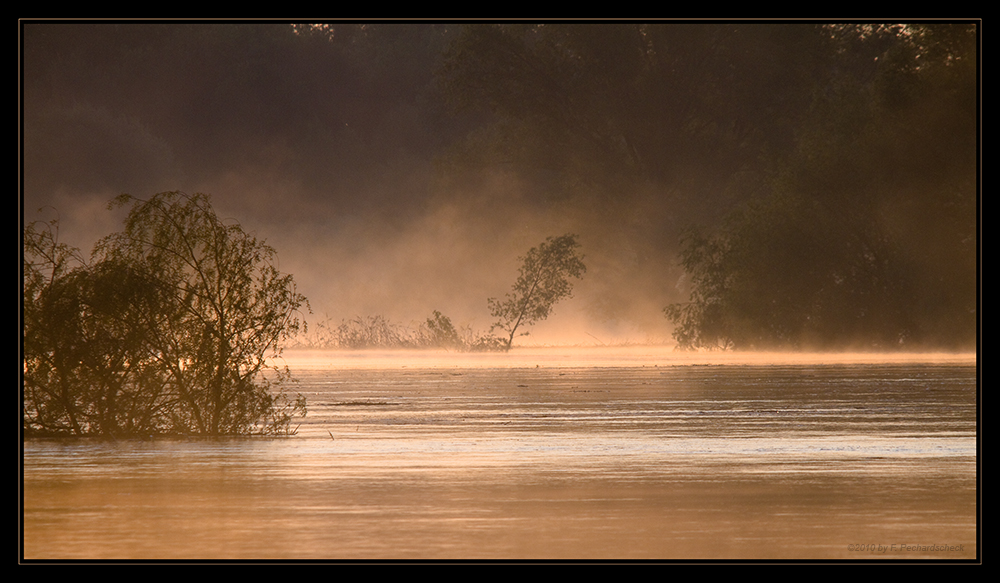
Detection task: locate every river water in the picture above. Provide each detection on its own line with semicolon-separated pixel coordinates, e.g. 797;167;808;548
21;348;978;561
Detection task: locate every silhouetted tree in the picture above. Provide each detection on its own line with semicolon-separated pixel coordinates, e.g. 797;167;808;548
23;218;93;435
22;192;308;436
23;219;184;436
488;234;586;350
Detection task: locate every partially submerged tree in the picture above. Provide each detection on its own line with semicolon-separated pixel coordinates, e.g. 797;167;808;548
23;218;93;435
22;192;308;436
488;234;586;350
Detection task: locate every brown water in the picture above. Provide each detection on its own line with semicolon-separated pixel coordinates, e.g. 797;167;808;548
21;348;978;561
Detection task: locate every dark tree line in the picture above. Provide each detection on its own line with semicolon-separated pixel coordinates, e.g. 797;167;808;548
23;192;307;437
663;24;977;349
438;24;832;212
438;22;977;350
22;23;464;215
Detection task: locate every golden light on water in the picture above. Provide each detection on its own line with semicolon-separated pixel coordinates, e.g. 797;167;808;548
276;346;978;370
24;349;977;560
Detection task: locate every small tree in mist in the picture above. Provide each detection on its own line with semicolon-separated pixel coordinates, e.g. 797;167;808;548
488;234;586;350
422;310;464;350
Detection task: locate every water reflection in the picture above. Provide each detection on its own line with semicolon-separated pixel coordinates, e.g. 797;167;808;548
23;349;977;560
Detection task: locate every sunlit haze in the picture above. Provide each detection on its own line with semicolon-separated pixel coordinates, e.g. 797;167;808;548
21;21;979;563
22;22;977;351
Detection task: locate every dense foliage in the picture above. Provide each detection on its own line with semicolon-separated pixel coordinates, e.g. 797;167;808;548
23;192;308;437
663;24;977;350
439;24;826;210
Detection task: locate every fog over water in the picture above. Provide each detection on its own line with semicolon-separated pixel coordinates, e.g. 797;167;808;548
22;22;978;349
22;49;665;342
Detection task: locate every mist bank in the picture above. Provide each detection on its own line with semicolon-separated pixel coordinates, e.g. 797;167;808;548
275;345;977;372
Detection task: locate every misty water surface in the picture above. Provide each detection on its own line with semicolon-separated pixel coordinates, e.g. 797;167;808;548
22;348;977;561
